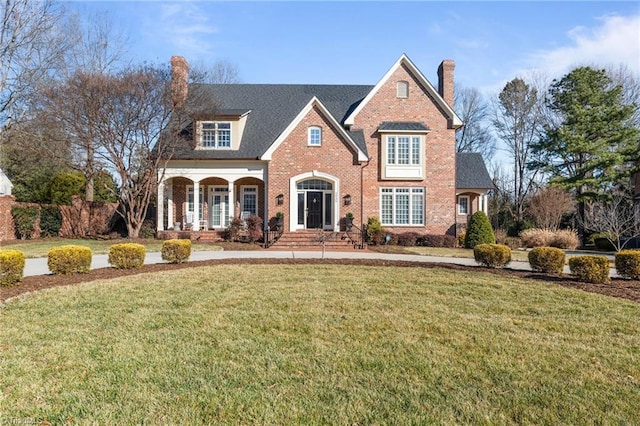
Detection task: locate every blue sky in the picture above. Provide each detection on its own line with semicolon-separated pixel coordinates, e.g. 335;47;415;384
68;1;640;95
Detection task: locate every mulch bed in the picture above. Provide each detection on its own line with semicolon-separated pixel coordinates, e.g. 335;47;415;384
2;258;639;304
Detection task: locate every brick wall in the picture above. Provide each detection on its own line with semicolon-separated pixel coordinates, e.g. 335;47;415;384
268;104;363;232
351;62;457;234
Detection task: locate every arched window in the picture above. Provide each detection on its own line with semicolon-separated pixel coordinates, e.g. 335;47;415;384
308;126;322;146
397;81;409;98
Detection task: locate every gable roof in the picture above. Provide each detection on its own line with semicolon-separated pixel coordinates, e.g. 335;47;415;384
170;84;372;160
262;97;368;161
344;54;463;129
456;152;495;189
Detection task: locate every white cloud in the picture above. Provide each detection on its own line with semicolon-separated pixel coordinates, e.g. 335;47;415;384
151;2;219;58
526;14;640;77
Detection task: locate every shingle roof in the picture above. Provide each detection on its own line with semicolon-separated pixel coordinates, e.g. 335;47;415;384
378;122;429;132
456;152;495;189
170;84;373;160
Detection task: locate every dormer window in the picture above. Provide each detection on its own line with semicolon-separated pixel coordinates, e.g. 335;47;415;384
308;126;322;146
201;122;231;149
397;81;409;98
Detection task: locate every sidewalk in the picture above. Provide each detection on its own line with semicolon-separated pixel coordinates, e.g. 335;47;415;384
24;249;550;277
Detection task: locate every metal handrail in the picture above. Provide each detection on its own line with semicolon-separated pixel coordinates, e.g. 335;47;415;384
263;223;284;248
345;222;367;249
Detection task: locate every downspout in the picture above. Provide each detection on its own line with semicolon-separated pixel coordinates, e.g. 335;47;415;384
360;159;370;227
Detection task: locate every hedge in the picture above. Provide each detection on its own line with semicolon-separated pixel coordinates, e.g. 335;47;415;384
528;247;566;274
108;243;146;269
568;256;610;284
47;245;92;275
0;249;25;286
161;239;191;264
615;250;640;280
473;244;511;268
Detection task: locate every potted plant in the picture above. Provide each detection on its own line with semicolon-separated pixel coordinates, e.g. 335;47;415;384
275;211;284;231
345;212;354;231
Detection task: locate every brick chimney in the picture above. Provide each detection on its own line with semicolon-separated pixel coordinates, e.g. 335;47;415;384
171;56;189;108
437;59;455;107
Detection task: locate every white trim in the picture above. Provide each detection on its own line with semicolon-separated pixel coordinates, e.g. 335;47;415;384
240;185;259;216
457;195;470;215
344;54;463;129
308;126;322;146
261;97;368;162
397;80;409;98
289;171;340;232
379;187;425;226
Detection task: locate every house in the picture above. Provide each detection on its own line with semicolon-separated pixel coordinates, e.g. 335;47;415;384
0;168;13;196
156;54;493;240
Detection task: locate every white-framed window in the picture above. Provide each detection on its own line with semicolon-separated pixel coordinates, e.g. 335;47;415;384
186;185;205;219
308;126;322;146
241;186;258;216
397;81;409;98
458;195;470;215
386;135;421;165
200;121;231;149
380;187;424;226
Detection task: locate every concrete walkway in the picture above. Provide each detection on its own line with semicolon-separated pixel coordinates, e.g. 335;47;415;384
25;249;576;277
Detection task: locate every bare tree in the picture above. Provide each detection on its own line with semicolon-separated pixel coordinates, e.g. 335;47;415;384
582;191;640;251
527;186;574;231
189;60;242;84
455;86;495;162
493;77;545;229
0;0;69;130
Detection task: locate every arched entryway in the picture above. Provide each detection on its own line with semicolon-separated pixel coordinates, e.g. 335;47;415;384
290;172;340;231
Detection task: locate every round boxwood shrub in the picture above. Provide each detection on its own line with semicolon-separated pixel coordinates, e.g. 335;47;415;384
161;239;191;264
568;255;610;284
615;250;640;280
47;245;92;275
108;243;146;269
0;249;26;286
464;211;496;249
473;244;511;268
528;246;566;274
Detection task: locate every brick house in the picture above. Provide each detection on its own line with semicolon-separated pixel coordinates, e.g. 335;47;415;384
156;54;493;239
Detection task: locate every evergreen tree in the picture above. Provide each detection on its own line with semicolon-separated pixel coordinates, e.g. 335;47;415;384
531;67;639;243
464;211;496;249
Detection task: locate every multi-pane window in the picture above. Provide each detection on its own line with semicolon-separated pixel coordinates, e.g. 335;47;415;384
386;135;421;165
201;122;231;148
397;81;409;98
308;126;322;146
242;187;257;216
458;196;469;215
380;187;424;226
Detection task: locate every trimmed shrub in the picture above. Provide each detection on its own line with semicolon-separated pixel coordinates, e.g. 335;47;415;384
397;232;420;247
366;216;385;245
568;256;610;284
550;229;579;250
456;231;465;247
108;243;146;269
47;245;92;275
464;211;495;249
528;247;566;274
39;206;62;238
473;244;511;268
11;206;40;240
0;249;26;286
442;235;457;248
162;239;191;264
420;234;443;247
615;250;640;280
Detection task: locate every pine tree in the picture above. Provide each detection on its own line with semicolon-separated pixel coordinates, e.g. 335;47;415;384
464;211;496;249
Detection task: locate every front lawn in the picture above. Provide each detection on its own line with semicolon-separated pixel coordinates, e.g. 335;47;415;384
1;265;638;424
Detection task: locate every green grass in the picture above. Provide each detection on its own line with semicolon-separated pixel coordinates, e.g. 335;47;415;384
1;265;639;424
0;238;223;258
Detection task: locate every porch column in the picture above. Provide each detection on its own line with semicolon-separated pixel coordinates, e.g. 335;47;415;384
167;182;174;230
193;180;200;231
157;180;165;231
483;193;489;214
228;179;236;222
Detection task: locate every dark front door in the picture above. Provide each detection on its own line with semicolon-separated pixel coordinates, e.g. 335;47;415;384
306;191;323;229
